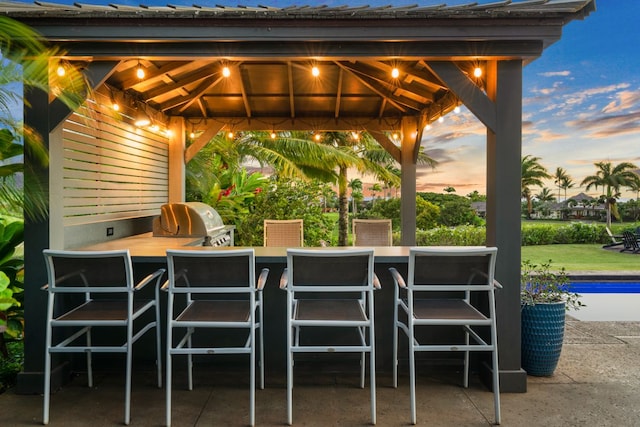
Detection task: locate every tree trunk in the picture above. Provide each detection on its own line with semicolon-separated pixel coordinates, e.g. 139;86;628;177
338;166;349;246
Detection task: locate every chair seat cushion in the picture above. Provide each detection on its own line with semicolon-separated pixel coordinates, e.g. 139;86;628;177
56;300;153;321
411;298;487;321
295;299;366;321
176;300;250;322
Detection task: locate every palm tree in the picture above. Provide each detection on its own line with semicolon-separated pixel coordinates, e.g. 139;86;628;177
560;176;575;201
536;187;555;203
553;167;569;201
348;178;363;214
1;16;89;219
521;155;551;218
581;161;640;228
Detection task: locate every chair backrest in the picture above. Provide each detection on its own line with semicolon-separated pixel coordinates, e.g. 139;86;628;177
352;219;392;246
166;248;256;293
622;231;639;250
408;247;498;291
43;249;134;293
264;219;304;247
286;248;375;293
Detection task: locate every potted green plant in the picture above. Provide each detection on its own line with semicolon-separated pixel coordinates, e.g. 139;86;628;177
520;259;584;376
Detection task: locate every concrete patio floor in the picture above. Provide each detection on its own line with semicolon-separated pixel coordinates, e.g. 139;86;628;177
1;318;639;426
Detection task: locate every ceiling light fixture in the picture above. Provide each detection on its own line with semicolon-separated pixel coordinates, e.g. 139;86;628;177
136;61;145;79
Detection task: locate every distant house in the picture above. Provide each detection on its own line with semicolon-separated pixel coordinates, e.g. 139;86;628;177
538;192;605;220
471;201;487;218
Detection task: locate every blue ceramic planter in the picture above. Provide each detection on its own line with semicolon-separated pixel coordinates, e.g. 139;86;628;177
521;301;566;376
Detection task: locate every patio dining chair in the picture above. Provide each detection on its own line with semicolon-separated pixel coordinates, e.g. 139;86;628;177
264;219;304;247
280;248;380;425
352;219;392;246
42;249;165;425
164;249;268;427
390;246;501;425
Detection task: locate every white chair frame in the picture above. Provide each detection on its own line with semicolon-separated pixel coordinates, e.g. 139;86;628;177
390;246;501;425
280;248;380;425
42;249;164;425
164;249;268;427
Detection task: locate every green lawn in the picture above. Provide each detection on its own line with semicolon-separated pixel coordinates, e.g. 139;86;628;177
521;244;640;271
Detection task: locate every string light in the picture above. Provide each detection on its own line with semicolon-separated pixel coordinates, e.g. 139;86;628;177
56;64;66;77
311;66;320;77
438;116;444;123
227;131;234;139
454;106;461;114
473;66;482;78
270;131;277;139
391;68;399;79
314;133;322;142
222;66;231;77
136;61;145;79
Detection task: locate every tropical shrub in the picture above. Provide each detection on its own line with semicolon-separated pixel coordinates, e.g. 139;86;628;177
418;192;480;226
235;178;334;246
416;225;486;246
0;216;24;361
357;196;440;230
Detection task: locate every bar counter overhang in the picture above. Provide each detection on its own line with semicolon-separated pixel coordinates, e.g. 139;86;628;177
70;234;507;393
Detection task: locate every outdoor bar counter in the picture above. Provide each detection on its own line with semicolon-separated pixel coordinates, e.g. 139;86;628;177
76;234;477;382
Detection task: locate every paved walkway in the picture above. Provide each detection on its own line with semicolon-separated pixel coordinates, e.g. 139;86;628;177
1;318;639;426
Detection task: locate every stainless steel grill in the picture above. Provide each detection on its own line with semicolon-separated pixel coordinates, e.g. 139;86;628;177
152;202;235;247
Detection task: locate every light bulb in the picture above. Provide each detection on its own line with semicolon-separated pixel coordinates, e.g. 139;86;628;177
311;66;320;77
112;101;120;111
56;65;65;77
227;131;234;138
438;116;444;123
270;131;277;139
314;133;321;141
136;64;145;79
391;68;399;79
454;106;461;114
222;66;231;77
190;131;196;139
473;67;482;78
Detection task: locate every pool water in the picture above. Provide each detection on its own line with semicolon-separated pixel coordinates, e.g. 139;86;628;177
568;281;640;294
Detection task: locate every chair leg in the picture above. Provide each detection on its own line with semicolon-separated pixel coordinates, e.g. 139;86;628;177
250;325;256;427
187;329;193;391
409;327;417;425
259;300;265;390
86;328;93;388
166;352;172;427
287;336;293;425
492;348;501;425
463;331;470;388
360;349;365;389
125;342;132;425
43;350;51;425
392;302;399;388
155;300;162;388
369;325;377;425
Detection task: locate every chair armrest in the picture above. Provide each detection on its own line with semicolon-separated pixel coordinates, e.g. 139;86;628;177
279;268;288;289
373;274;382;290
257;268;269;291
161;279;170;291
135;268;166;291
389;267;406;288
493;279;503;289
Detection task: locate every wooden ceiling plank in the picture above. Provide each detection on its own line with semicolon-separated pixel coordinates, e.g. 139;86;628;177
178;75;225;113
334;68;343;119
288;61;295;119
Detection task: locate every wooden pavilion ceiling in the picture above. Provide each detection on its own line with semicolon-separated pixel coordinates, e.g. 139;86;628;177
107;57;464;128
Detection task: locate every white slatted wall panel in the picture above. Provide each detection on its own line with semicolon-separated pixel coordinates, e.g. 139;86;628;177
62;92;169;226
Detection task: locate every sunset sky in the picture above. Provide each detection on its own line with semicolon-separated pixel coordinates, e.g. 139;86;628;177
418;0;640;200
8;0;638;200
